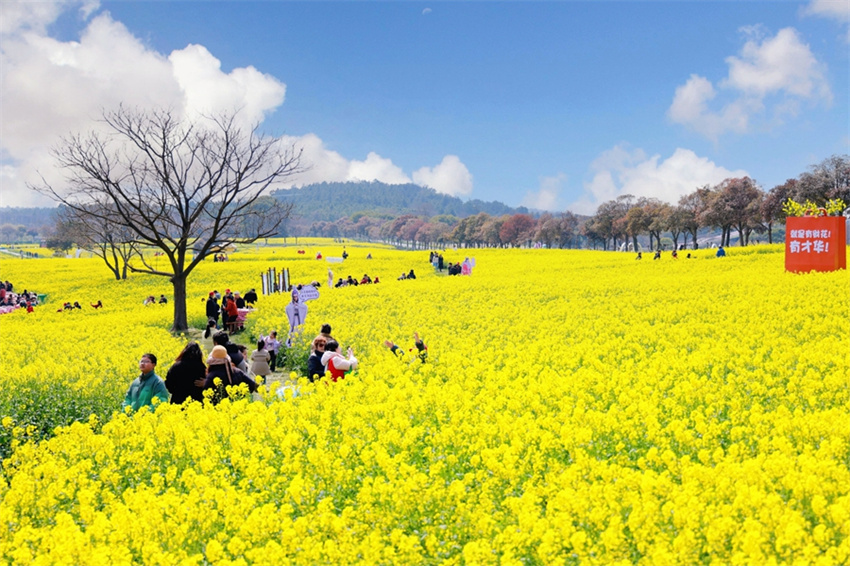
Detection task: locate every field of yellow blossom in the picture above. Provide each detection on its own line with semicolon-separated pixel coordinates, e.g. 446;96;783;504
1;241;848;565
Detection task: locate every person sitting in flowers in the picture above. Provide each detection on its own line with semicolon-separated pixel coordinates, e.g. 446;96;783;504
384;332;428;363
122;353;169;412
203;345;258;404
320;340;358;382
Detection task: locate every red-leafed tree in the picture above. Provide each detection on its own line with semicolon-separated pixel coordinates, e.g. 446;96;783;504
499;214;535;247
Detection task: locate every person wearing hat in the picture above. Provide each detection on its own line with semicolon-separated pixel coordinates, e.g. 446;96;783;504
203;345;258;404
122;353;169;411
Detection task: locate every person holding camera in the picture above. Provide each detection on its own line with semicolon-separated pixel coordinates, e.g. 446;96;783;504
320;340;358;382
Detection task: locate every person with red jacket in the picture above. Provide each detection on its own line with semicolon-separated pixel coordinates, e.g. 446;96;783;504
224;296;239;333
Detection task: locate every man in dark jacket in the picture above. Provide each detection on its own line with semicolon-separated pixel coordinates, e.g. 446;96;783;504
212;331;247;372
206;293;220;327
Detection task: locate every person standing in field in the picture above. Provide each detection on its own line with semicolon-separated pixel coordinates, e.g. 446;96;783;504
221;295;240;333
206;292;220;328
122;353;169;411
250;340;272;381
262;331;281;372
165;342;207;405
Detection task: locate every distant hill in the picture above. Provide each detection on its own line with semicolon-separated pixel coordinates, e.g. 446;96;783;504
0;207;56;228
0;182;526;236
272;181;526;223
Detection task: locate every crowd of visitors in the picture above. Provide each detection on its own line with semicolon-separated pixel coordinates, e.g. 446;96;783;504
335;274;380;287
1;281;40;314
204;288;258;334
123;319;429;411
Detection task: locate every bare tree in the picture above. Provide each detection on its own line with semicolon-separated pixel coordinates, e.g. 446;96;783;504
33;107;302;332
795;154;850;203
57;204;139;280
760;182;790;244
557;212;580;249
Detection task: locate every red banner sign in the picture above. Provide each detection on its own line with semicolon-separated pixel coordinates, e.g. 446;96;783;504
785;216;846;273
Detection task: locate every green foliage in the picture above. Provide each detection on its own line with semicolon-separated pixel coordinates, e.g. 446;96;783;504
277;331;313;377
0;381;116;460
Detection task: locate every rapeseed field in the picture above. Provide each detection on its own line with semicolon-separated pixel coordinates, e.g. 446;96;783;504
0;242;847;565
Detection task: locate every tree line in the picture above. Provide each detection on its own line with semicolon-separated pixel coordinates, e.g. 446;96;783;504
306;154;848;251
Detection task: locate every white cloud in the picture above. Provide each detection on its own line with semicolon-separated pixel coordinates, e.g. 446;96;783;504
668;75;753;140
521;173;566;211
422;8;432;15
568;145;747;215
0;5;287;206
668;27;830;140
805;0;850;41
170;44;286;127
348;152;411;185
412;155;473;197
0;1;475;207
287;133;357;186
282;135;476;197
724;28;830;99
0;0;98;35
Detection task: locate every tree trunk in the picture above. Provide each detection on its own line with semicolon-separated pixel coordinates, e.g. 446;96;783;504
171;274;189;333
737;225;745;246
632;235;639;253
106;262;120;280
767;221;773;244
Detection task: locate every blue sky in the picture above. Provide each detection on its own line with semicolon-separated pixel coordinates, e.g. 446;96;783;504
1;1;848;213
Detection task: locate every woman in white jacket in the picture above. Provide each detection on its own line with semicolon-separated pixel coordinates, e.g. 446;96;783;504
320;340;357;382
